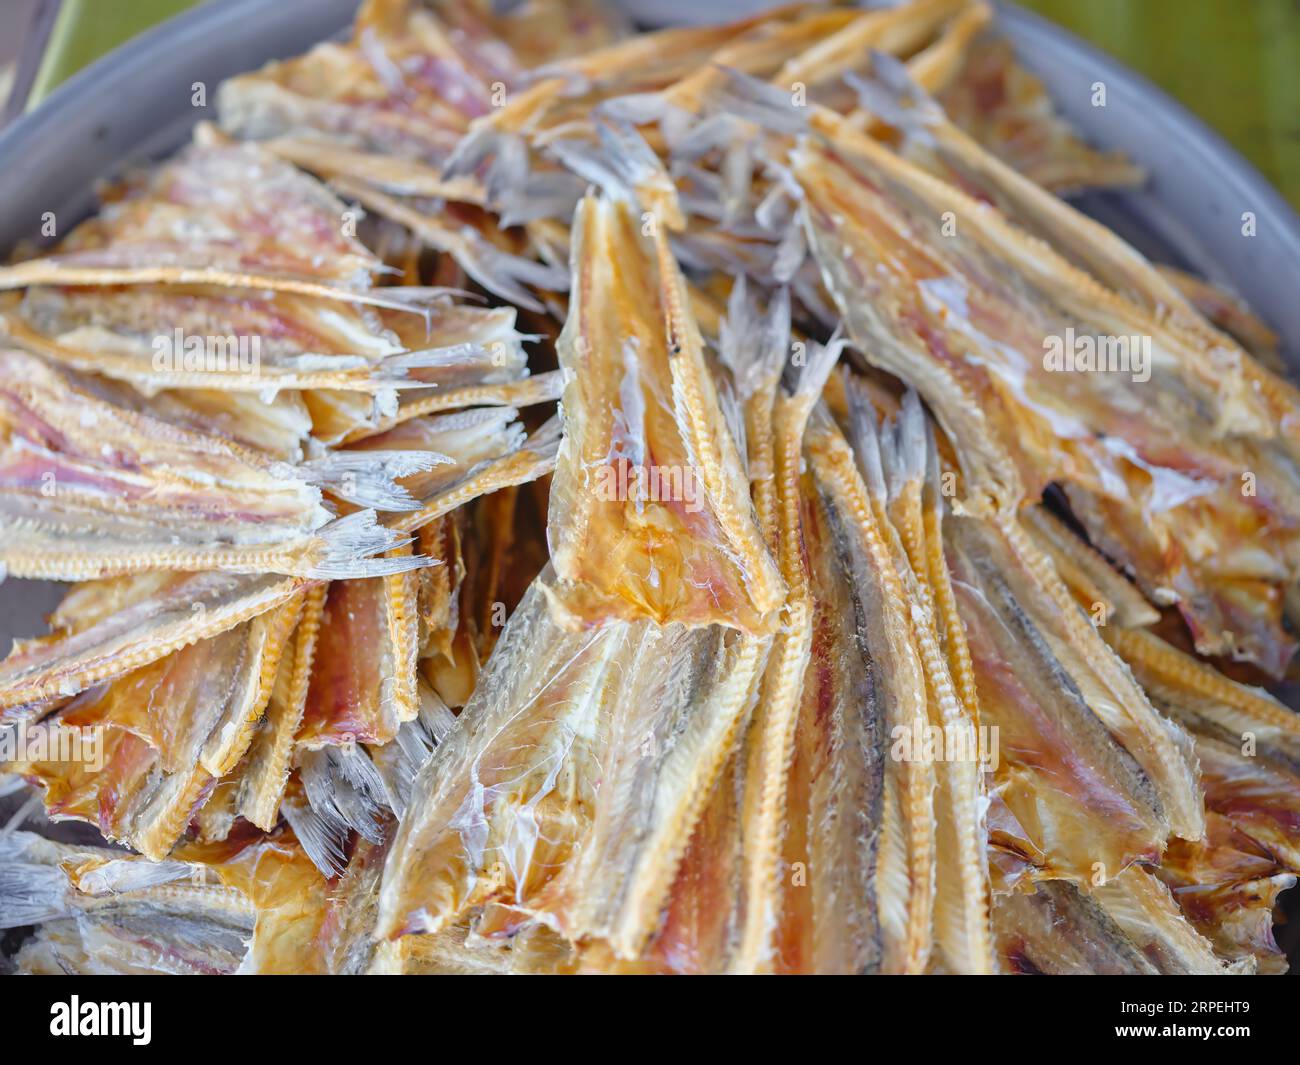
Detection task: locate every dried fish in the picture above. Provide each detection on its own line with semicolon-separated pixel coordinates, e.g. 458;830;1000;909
547;193;782;631
0;351;424;580
1;827;331;974
7;597;299;857
795;128;1300;676
5;0;1300;979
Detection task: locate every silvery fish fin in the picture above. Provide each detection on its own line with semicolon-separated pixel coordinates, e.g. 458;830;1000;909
299;450;454;512
882;390;928;503
845;50;944;138
499;170;586;228
282;789;349;879
666;112;741;161
713;66;809;136
784;325;846;403
549;120;683;228
718;380;748;477
772;221;807;284
719;280;790;404
440;123;500;182
598;92;671;127
373;683;456;819
0;833;76;928
454;229;571;313
300;744;389;848
844;371;888;502
307;511;434;579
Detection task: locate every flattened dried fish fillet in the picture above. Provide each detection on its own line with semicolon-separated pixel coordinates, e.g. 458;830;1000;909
1;832;254;975
935;35;1145;194
7;597;299;857
2;828;331;974
945;521;1172;878
606;754;745;974
0;571;304;712
1160;811;1295;974
346;406;525;508
548;194;781;631
845;389;992;973
732;338;845;973
341;370;564;444
533;624;767;957
327;178;568;313
5;284;527;395
76;375;314;462
997;865;1249;975
1157;264;1281;363
376;573;632;938
299;567;420;753
1023;505;1159;628
1109;625;1300;774
370;915;577;975
0;133;436;314
795;129;1300;676
386;415;561;536
174;829;333;974
773;433;886;973
772;0;967;93
993;879;1157;975
451;6;802;150
6;0;1300;980
0;351;432;579
1094;866;1244;975
1193;734;1300;871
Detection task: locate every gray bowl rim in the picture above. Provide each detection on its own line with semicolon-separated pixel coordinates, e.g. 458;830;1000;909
1;0;1297;259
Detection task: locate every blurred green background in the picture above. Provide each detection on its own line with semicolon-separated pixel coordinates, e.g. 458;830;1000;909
1020;0;1300;207
22;0;1300;205
29;0;201;105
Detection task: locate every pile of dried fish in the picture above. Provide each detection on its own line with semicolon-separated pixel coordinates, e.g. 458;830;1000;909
2;0;1298;975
